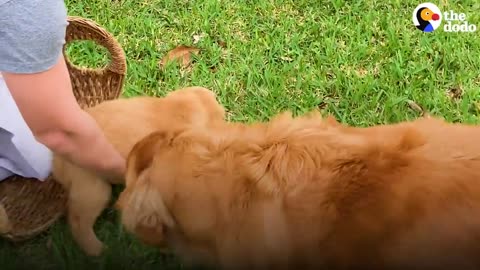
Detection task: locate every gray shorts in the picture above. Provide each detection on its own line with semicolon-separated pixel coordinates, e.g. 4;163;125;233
0;0;68;73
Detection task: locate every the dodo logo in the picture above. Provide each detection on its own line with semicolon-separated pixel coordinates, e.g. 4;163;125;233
413;3;442;32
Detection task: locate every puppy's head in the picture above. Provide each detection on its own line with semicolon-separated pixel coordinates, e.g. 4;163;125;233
164;86;226;126
116;131;178;247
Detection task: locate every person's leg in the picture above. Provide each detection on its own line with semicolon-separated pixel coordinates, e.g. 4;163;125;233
0;167;13;181
0;73;53;180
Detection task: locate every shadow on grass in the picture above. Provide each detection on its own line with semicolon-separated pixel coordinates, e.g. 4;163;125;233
0;199;190;270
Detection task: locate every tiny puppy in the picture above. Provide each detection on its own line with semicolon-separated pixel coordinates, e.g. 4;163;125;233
52;86;225;256
116;111;480;270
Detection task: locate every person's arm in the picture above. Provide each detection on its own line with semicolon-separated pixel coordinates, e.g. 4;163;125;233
2;58;125;179
0;0;125;180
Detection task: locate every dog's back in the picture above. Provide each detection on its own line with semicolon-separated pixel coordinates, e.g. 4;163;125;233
118;112;480;269
278;116;480;269
216;116;480;269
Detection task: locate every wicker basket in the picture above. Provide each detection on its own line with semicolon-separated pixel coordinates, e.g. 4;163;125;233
0;16;127;241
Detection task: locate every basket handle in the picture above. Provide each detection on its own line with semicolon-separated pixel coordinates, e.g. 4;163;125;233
64;16;127;75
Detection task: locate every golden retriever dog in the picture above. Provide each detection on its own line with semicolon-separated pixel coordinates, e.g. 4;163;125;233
116;111;480;270
51;86;225;256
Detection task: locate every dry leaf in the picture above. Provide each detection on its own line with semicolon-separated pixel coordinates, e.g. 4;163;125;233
192;33;206;44
217;40;227;48
280;56;293;62
407;100;432;118
356;68;368;77
474;76;480;85
326;72;335;79
159;45;200;68
446;87;463;100
407;100;425;115
372;63;381;78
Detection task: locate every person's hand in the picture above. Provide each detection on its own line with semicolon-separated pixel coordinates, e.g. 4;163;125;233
98;151;126;182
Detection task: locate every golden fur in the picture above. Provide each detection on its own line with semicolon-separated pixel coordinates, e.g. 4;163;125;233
51;86;225;256
116;111;480;270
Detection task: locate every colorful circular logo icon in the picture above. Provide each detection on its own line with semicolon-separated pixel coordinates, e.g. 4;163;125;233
413;3;442;32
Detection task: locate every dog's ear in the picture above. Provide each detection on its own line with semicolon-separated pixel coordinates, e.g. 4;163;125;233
118;131;176;246
122;166;175;246
127;131;176;180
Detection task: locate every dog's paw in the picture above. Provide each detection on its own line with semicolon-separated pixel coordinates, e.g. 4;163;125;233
83;239;105;257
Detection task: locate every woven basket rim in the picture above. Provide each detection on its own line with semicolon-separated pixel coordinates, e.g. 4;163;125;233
63;16;127;75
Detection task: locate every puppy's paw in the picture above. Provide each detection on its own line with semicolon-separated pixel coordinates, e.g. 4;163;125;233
83;239;105;257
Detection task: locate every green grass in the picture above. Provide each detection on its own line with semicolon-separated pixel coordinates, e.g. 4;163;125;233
1;0;480;269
